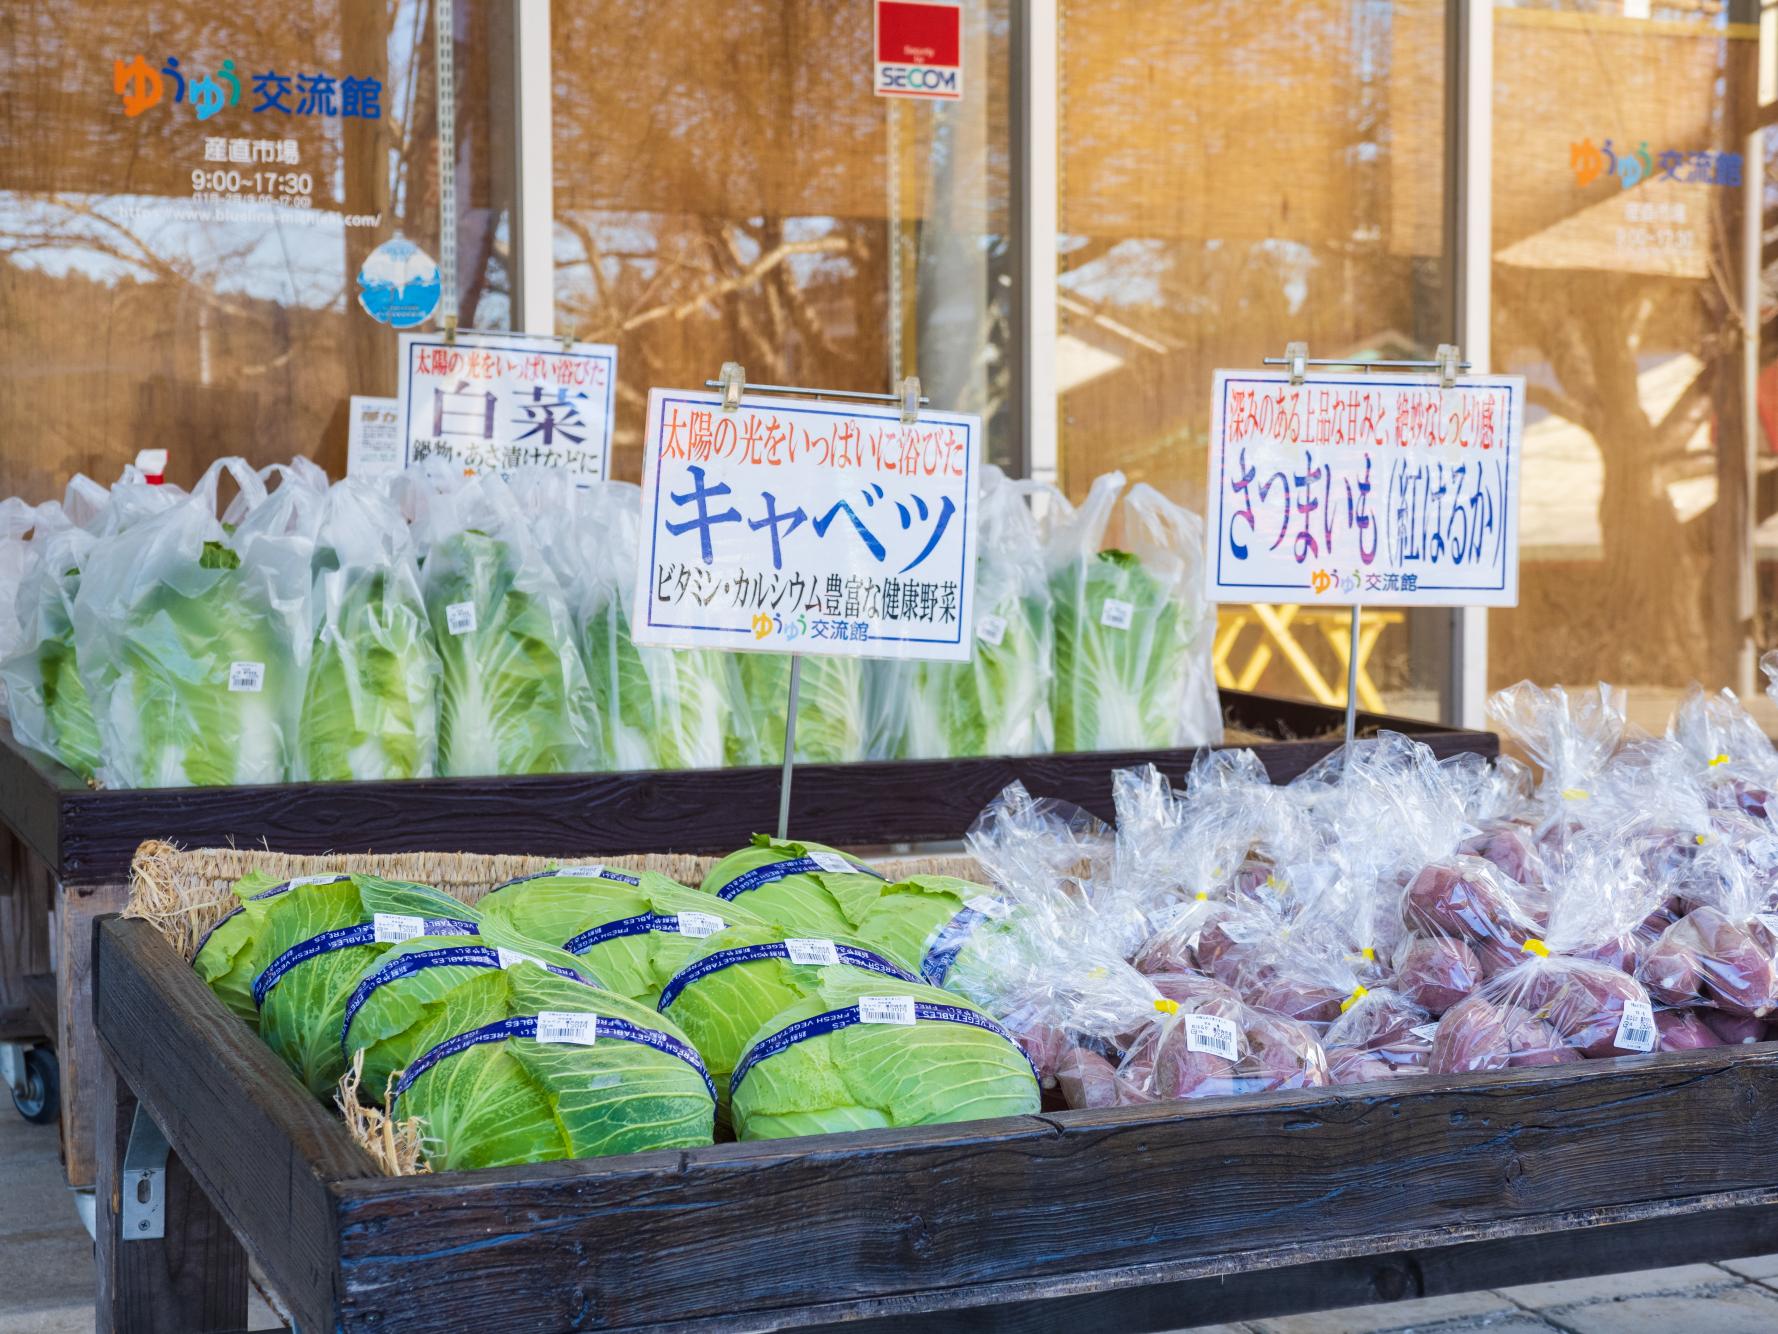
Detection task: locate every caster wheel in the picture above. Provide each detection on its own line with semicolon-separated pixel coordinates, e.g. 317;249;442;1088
11;1047;58;1125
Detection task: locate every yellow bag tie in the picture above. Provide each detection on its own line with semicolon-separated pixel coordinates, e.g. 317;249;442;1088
1153;998;1179;1015
1695;833;1709;846
1561;787;1589;801
1194;890;1209;902
1340;984;1370;1013
1710;753;1731;768
1360;946;1376;962
1521;938;1550;958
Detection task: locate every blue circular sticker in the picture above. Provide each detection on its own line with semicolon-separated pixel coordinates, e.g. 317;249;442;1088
356;234;441;329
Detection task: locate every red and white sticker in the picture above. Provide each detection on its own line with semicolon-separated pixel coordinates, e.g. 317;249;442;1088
875;0;962;101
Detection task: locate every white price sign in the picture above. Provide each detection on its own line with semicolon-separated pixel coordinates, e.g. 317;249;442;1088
1206;369;1524;607
633;388;981;662
397;331;616;482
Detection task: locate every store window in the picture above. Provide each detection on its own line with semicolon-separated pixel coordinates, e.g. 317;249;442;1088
0;2;511;495
548;0;1016;482
1056;0;1454;721
1486;0;1771;729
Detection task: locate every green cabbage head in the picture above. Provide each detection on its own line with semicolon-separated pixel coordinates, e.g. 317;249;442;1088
699;836;887;938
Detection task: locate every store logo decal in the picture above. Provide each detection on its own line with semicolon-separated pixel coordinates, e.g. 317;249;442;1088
112;56;383;121
1569;138;1742;190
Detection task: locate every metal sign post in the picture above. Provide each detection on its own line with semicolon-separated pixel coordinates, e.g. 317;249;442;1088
704;363;931;840
1259;342;1468;746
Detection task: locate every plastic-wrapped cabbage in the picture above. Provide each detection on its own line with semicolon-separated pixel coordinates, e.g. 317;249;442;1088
245;872;479;1096
340;920;598;1097
655;922;917;1115
299;479;439;781
477;865;768;1006
415;473;596;776
728;971;1038;1139
872;468;1055;760
0;495;42;712
74;459;324;787
847;875;1016;984
733;652;866;765
700;836;887;937
1046;472;1218;752
2;509;100;778
390;962;715;1168
572;483;745;770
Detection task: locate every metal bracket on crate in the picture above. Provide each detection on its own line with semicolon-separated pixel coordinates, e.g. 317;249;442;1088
121;1105;170;1242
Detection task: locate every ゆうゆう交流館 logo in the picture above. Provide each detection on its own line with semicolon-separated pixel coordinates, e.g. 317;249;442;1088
112;55;383;122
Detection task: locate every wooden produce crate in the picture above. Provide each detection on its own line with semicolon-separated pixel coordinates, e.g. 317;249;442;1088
95;908;1778;1333
0;690;1494;1188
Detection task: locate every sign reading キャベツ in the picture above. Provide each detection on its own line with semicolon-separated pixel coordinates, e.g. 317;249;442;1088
633;389;981;663
396;331;616;481
1206;369;1525;607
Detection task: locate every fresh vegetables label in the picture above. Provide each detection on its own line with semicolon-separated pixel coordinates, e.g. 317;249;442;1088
536;1011;599;1045
1184;1014;1239;1060
858;994;917;1026
784;938;841;966
975;613;1007;647
444;601;477;635
635;387;981;663
675;910;726;939
227;660;265;692
1614;999;1656;1053
1098;598;1134;630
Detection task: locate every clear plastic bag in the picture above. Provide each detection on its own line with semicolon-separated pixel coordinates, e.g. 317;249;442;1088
73;458;323;787
1486;681;1632;849
413;470;597;777
1045;471;1220;752
297;478;440;781
872;467;1056;761
1666;683;1778;821
1639;840;1778;1020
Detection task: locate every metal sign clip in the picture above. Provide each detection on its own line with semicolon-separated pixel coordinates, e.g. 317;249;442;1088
718;362;746;414
1436;343;1461;389
900;376;922;425
1285;341;1309;387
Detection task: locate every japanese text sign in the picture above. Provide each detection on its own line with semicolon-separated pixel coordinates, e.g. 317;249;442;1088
1207;369;1524;607
397;331;616;482
875;0;963;101
633;389;981;662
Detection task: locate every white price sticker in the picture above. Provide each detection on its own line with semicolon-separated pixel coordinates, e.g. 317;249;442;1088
975;613;1007;647
555;864;606;879
445;601;478;635
535;1011;598;1045
496;947;543;971
372;913;425;944
227;661;265;693
1614;998;1657;1053
676;911;726;939
965;895;1010;919
808;851;856;875
1410;1022;1442;1043
784;938;841;966
1184;1013;1239;1061
1099;598;1134;630
286;874;349;889
858;994;917;1026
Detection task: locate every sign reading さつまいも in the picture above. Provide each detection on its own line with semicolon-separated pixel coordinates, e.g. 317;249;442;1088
1206;369;1524;608
633;389;980;663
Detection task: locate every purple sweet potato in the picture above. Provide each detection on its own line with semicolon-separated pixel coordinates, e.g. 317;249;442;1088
1246;976;1345;1026
1537;967;1650;1058
1151;1022;1238;1100
1132;928;1195;977
1640;917;1704;1006
1460;822;1542;888
1501;1004;1582;1068
1404;858;1536;962
1655;1008;1724;1052
1687;908;1778;1018
1429;994;1512;1075
1700;1007;1769;1045
1056;1045;1122;1110
1235;1013;1330;1093
1327;1047;1398;1085
1148;971;1241;1009
1393;935;1482;1017
1008;1018;1070;1088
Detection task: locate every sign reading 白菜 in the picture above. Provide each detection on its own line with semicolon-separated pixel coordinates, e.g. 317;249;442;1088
1206;369;1524;608
396;331;616;482
632;388;980;663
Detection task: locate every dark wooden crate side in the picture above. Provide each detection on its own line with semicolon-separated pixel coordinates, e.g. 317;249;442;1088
94;918;376;1334
0;696;1490;887
330;1045;1778;1331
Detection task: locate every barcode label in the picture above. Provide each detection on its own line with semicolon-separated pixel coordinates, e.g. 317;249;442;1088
535;1011;598;1045
1411;1022;1441;1043
555;864;606;879
496;947;542;971
1100;598;1134;630
858;994;917;1026
965;895;1009;919
227;661;264;693
809;851;855;875
676;911;726;938
784;938;840;966
975;614;1007;647
1185;1014;1239;1060
372;913;425;944
445;601;477;635
1615;998;1656;1053
288;874;347;888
